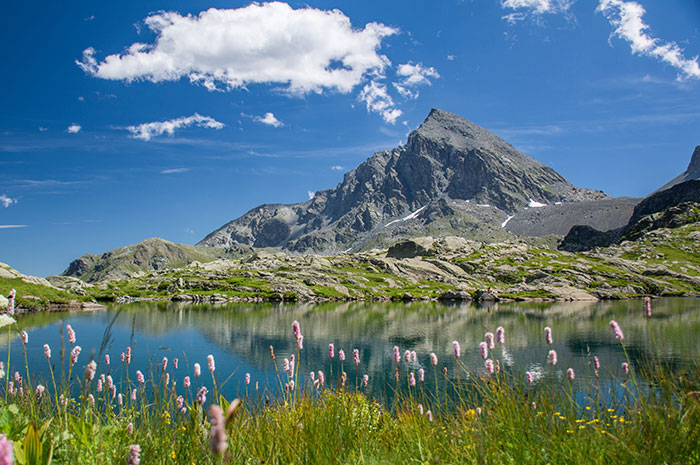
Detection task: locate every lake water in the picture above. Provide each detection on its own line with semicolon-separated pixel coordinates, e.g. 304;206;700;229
3;298;699;402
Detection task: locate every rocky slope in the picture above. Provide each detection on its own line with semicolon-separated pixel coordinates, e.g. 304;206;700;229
199;109;609;253
71;198;700;304
561;179;700;252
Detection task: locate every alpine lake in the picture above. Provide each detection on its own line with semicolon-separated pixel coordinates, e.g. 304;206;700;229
3;297;699;405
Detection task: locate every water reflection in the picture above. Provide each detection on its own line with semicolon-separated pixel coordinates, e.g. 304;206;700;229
3;298;699;401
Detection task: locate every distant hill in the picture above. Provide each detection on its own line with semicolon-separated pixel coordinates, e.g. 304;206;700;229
62;237;237;282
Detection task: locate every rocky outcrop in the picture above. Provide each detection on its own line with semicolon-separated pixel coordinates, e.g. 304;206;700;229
199;109;607;253
658;146;700;191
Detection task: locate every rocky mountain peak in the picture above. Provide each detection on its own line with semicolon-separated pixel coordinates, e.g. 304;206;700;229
687;145;700;174
197;109;608;252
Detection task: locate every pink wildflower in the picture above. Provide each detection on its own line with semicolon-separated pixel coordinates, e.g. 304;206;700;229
593;356;600;371
194;363;201;379
297;334;304;350
0;434;14;465
452;340;461;358
131;389;136;401
567;368;575;381
419;368;425;382
36;384;45;399
105;354;110;365
393;346;400;364
353;348;360;365
88;394;95;406
479;341;488;360
196;386;208;405
70;346;81;364
547;350;558;366
340;372;347;387
118;393;123;407
610;320;624;341
126;346;131;364
418;404;424;415
209;405;228;455
410;350;417;362
66;324;76;344
126;444;141;465
409;372;416;387
21;331;28;345
426;410;433;422
127;423;133;435
339;349;345;362
545;327;553;345
183;376;191;388
136;370;145;384
173;357;178;369
485;332;495;350
177;396;184;409
269;345;276;360
496;326;505;344
317;371;325;386
622;362;630;374
165;373;170;386
121;353;125;363
430;352;438;366
310;371;315;381
97;379;103;392
329;343;335;359
110;386;116;399
43;344;51;360
181;407;187;415
362;374;369;387
6;289;14;316
106;375;114;389
86;360;97;381
404;350;411;362
292;320;301;341
485;359;494;375
162;356;168;372
245;373;251;385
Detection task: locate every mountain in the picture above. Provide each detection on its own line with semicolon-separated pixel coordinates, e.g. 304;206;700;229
62;237;232;282
199;109;609;252
658;145;700;192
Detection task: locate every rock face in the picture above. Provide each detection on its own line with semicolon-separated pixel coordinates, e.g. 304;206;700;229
199;109;607;252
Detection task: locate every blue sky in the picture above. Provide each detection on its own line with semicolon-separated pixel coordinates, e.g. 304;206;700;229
1;0;699;277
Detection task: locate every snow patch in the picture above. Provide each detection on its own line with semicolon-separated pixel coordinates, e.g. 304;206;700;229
501;215;514;228
477;204;491;208
384;205;427;227
528;199;546;208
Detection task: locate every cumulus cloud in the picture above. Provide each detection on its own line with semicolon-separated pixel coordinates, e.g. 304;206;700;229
597;0;700;80
254;112;284;128
500;0;573;23
307;190;315;200
393;62;440;99
126;113;224;141
67;124;82;134
76;2;397;95
358;81;402;124
0;194;17;208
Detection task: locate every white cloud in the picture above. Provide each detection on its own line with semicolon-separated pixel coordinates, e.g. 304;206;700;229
447;55;455;61
397;62;440;87
307;190;315;200
331;165;344;171
38;127;47;132
0;225;27;229
160;168;190;174
596;0;700;80
358;81;402;124
77;96;85;102
0;195;17;208
76;3;397;96
500;0;573;22
67;124;82;134
126;113;224;141
254;112;284;128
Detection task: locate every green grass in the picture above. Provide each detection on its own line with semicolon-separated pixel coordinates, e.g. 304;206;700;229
0;278;92;311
